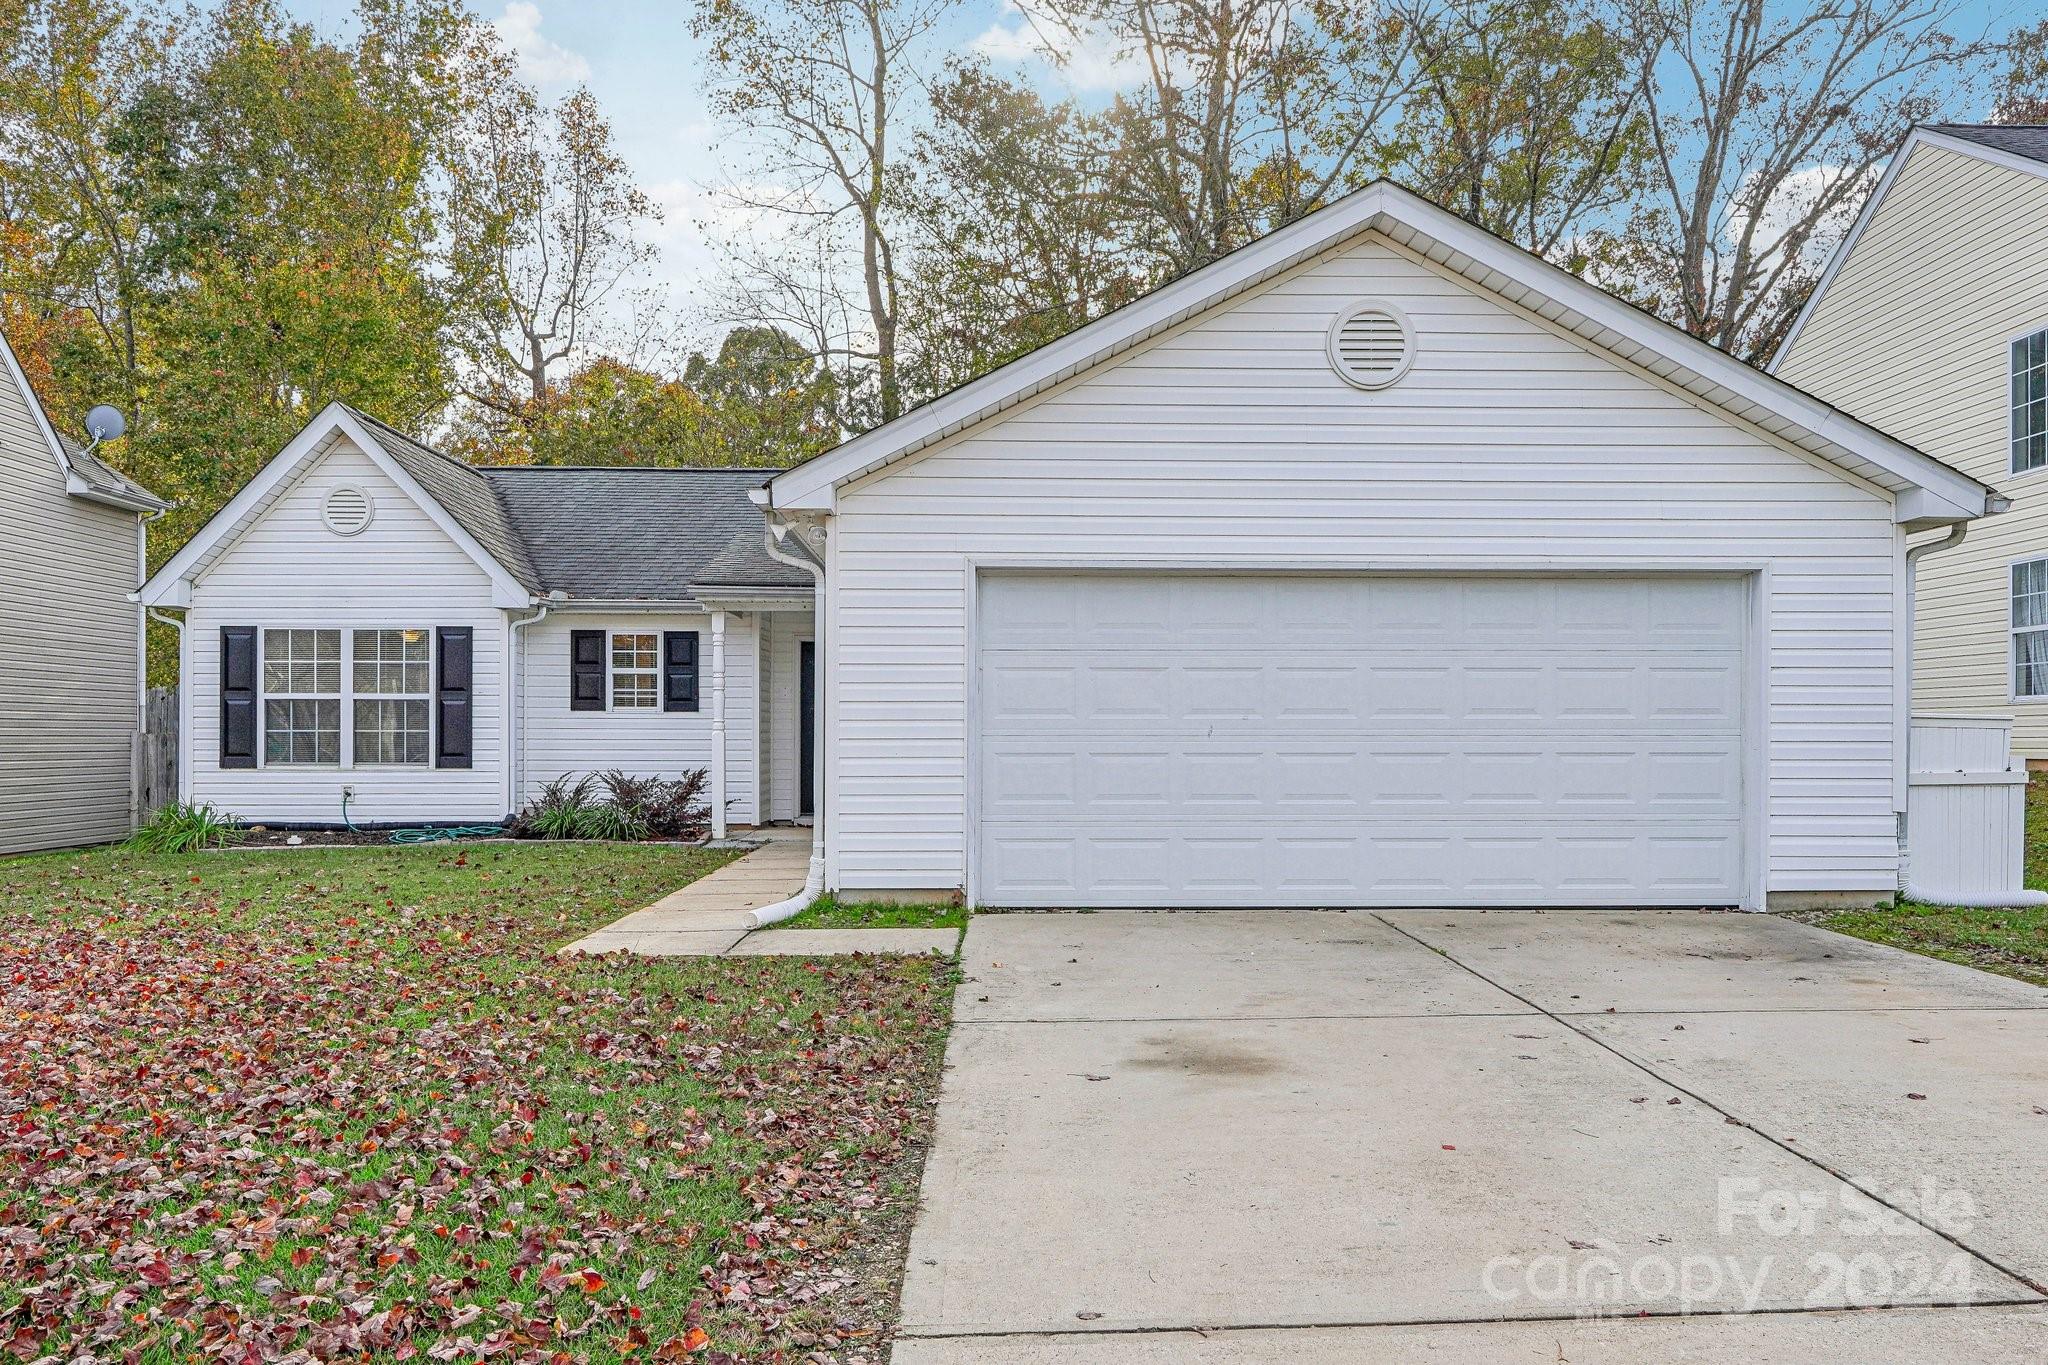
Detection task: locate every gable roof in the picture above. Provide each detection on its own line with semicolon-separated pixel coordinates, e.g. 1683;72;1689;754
768;179;1993;527
1773;125;2048;372
0;327;164;513
340;406;542;592
138;402;804;609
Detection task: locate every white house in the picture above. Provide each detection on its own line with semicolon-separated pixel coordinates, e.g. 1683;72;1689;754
0;327;166;855
1773;124;2048;762
136;406;815;833
758;180;1999;912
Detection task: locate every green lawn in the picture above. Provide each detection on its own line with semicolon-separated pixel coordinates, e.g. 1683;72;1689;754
765;893;968;932
1812;773;2048;988
0;841;955;1359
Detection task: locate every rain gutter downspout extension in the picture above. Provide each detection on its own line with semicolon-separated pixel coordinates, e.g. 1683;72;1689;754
748;506;826;927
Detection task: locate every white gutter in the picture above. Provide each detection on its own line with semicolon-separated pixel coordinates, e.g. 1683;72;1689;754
746;512;826;926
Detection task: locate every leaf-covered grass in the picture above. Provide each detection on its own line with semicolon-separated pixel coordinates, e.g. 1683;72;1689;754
765;895;967;932
0;841;955;1360
1812;773;2048;989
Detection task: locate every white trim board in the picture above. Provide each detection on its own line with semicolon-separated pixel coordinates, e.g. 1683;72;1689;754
767;180;1992;525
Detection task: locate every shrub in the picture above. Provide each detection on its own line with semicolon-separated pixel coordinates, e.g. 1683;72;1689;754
511;774;600;840
129;802;240;854
510;771;710;841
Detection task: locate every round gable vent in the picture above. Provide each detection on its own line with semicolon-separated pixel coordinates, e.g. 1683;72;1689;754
1327;301;1415;390
322;485;374;536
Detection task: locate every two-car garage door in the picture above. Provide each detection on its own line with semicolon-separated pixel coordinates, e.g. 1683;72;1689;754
974;573;1749;907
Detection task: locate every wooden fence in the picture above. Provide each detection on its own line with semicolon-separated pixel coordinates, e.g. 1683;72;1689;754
139;687;178;818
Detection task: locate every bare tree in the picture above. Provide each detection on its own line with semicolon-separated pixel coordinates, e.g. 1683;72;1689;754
444;29;664;433
692;0;946;424
1620;0;1999;362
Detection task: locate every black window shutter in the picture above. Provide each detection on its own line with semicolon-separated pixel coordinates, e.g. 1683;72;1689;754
570;629;606;711
663;631;699;712
220;626;258;768
436;627;473;768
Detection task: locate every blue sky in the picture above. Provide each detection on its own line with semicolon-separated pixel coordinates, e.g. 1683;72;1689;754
275;0;2029;342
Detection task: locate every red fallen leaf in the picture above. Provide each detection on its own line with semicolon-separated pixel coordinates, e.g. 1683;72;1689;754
290;1246;315;1268
140;1258;172;1286
682;1327;711;1352
581;1269;606;1293
1441;1144;1455;1151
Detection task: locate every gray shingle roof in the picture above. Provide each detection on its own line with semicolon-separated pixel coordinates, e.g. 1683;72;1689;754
1925;124;2048;164
484;465;807;603
340;407;803;605
56;431;166;510
341;406;543;592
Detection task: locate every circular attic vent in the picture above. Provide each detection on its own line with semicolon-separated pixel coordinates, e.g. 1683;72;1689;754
1327;301;1415;390
322;485;374;536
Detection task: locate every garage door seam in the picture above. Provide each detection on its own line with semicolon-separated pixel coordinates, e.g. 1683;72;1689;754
1369;913;2048;1300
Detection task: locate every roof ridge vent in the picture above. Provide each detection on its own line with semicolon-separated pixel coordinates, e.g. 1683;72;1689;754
1327;300;1415;390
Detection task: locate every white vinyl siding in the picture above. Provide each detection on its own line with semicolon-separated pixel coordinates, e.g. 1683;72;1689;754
519;613;760;821
1775;141;2048;756
185;439;509;823
826;234;1902;900
0;354;142;854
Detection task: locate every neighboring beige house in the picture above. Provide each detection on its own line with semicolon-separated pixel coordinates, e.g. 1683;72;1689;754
0;328;166;854
1774;123;2048;761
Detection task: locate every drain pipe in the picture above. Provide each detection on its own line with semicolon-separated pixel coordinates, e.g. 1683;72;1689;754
1899;515;2048;906
746;511;826;927
145;607;187;805
506;597;559;815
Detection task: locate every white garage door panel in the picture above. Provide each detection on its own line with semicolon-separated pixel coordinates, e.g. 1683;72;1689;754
975;573;1748;907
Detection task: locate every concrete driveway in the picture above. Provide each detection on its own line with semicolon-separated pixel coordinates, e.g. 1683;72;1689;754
891;910;2048;1363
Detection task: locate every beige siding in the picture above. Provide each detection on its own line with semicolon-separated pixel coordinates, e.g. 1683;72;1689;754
826;234;1905;899
1777;142;2048;756
184;439;510;824
0;359;141;854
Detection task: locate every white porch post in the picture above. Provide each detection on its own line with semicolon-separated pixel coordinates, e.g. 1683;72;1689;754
710;609;728;839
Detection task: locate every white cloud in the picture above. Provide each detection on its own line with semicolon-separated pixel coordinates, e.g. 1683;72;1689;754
494;2;590;85
969;2;1149;92
1727;164;1870;275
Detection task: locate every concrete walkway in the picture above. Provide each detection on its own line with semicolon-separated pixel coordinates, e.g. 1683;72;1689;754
894;909;2048;1362
563;831;956;957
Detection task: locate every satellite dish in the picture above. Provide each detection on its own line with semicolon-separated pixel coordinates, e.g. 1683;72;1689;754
83;405;127;446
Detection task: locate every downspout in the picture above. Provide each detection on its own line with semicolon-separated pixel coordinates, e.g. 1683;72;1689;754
747;514;827;927
1897;513;2048;905
506;597;558;817
144;606;186;805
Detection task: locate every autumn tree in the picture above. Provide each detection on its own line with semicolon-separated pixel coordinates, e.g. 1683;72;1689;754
691;0;946;426
1616;0;2001;362
902;63;1147;394
442;33;667;446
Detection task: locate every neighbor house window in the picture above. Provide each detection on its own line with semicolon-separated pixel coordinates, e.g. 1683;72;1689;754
263;629;342;764
2015;560;2048;698
353;628;432;765
611;632;659;709
2014;329;2048;474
